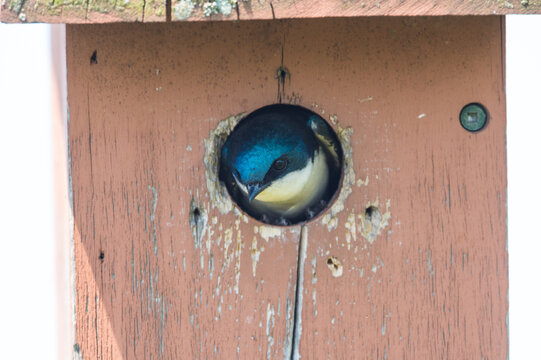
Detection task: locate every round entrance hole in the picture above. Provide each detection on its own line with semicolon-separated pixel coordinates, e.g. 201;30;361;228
219;104;344;226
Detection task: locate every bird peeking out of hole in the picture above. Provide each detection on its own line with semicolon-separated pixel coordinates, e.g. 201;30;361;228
219;104;343;226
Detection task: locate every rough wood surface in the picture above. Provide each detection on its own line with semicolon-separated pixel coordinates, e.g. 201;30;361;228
67;16;507;359
3;0;541;23
1;0;165;23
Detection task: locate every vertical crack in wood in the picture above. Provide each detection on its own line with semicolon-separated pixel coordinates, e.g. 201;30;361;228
277;43;285;104
87;87;93;180
142;0;146;22
270;2;275;19
289;226;307;360
84;0;90;20
166;0;171;22
276;36;289;104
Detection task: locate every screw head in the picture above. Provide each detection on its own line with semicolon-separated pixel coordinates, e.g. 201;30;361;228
460;103;488;132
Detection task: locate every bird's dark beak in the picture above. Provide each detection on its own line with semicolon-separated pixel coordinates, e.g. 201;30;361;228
247;183;266;203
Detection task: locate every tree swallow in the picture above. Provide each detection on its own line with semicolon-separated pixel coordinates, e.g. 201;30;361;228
219;104;343;226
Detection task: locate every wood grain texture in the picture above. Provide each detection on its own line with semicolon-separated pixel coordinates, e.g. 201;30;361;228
0;0;165;23
67;16;507;359
289;18;508;359
3;0;541;23
67;23;302;359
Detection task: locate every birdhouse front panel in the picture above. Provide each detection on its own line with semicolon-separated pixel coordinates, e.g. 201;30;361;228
67;16;507;359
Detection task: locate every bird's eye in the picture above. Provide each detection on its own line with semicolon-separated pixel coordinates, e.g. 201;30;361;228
272;159;287;171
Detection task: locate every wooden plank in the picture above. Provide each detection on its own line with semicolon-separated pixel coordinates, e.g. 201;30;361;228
0;0;165;23
3;0;541;23
289;17;508;359
67;21;302;359
67;16;507;359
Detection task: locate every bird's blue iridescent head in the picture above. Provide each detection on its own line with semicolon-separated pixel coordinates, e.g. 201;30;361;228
220;105;318;187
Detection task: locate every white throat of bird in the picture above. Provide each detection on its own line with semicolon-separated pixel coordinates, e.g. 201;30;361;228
252;148;329;216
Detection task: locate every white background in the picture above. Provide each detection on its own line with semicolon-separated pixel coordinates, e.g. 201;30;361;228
506;15;541;360
1;16;540;359
0;24;58;359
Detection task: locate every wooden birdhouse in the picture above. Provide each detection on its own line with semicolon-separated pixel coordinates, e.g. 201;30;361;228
3;1;540;358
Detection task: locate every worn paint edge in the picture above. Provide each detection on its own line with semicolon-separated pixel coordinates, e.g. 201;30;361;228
321;119;355;231
203;113;244;215
67;104;80;360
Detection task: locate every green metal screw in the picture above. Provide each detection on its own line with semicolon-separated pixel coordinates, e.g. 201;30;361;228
460;103;488;132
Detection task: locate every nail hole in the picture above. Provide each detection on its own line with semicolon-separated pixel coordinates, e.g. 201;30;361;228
365;205;380;221
326;256;343;277
90;50;98;65
276;66;290;81
360;202;391;244
99;250;105;262
189;200;207;249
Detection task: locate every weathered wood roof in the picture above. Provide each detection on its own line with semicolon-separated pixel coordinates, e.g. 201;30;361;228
1;0;540;24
